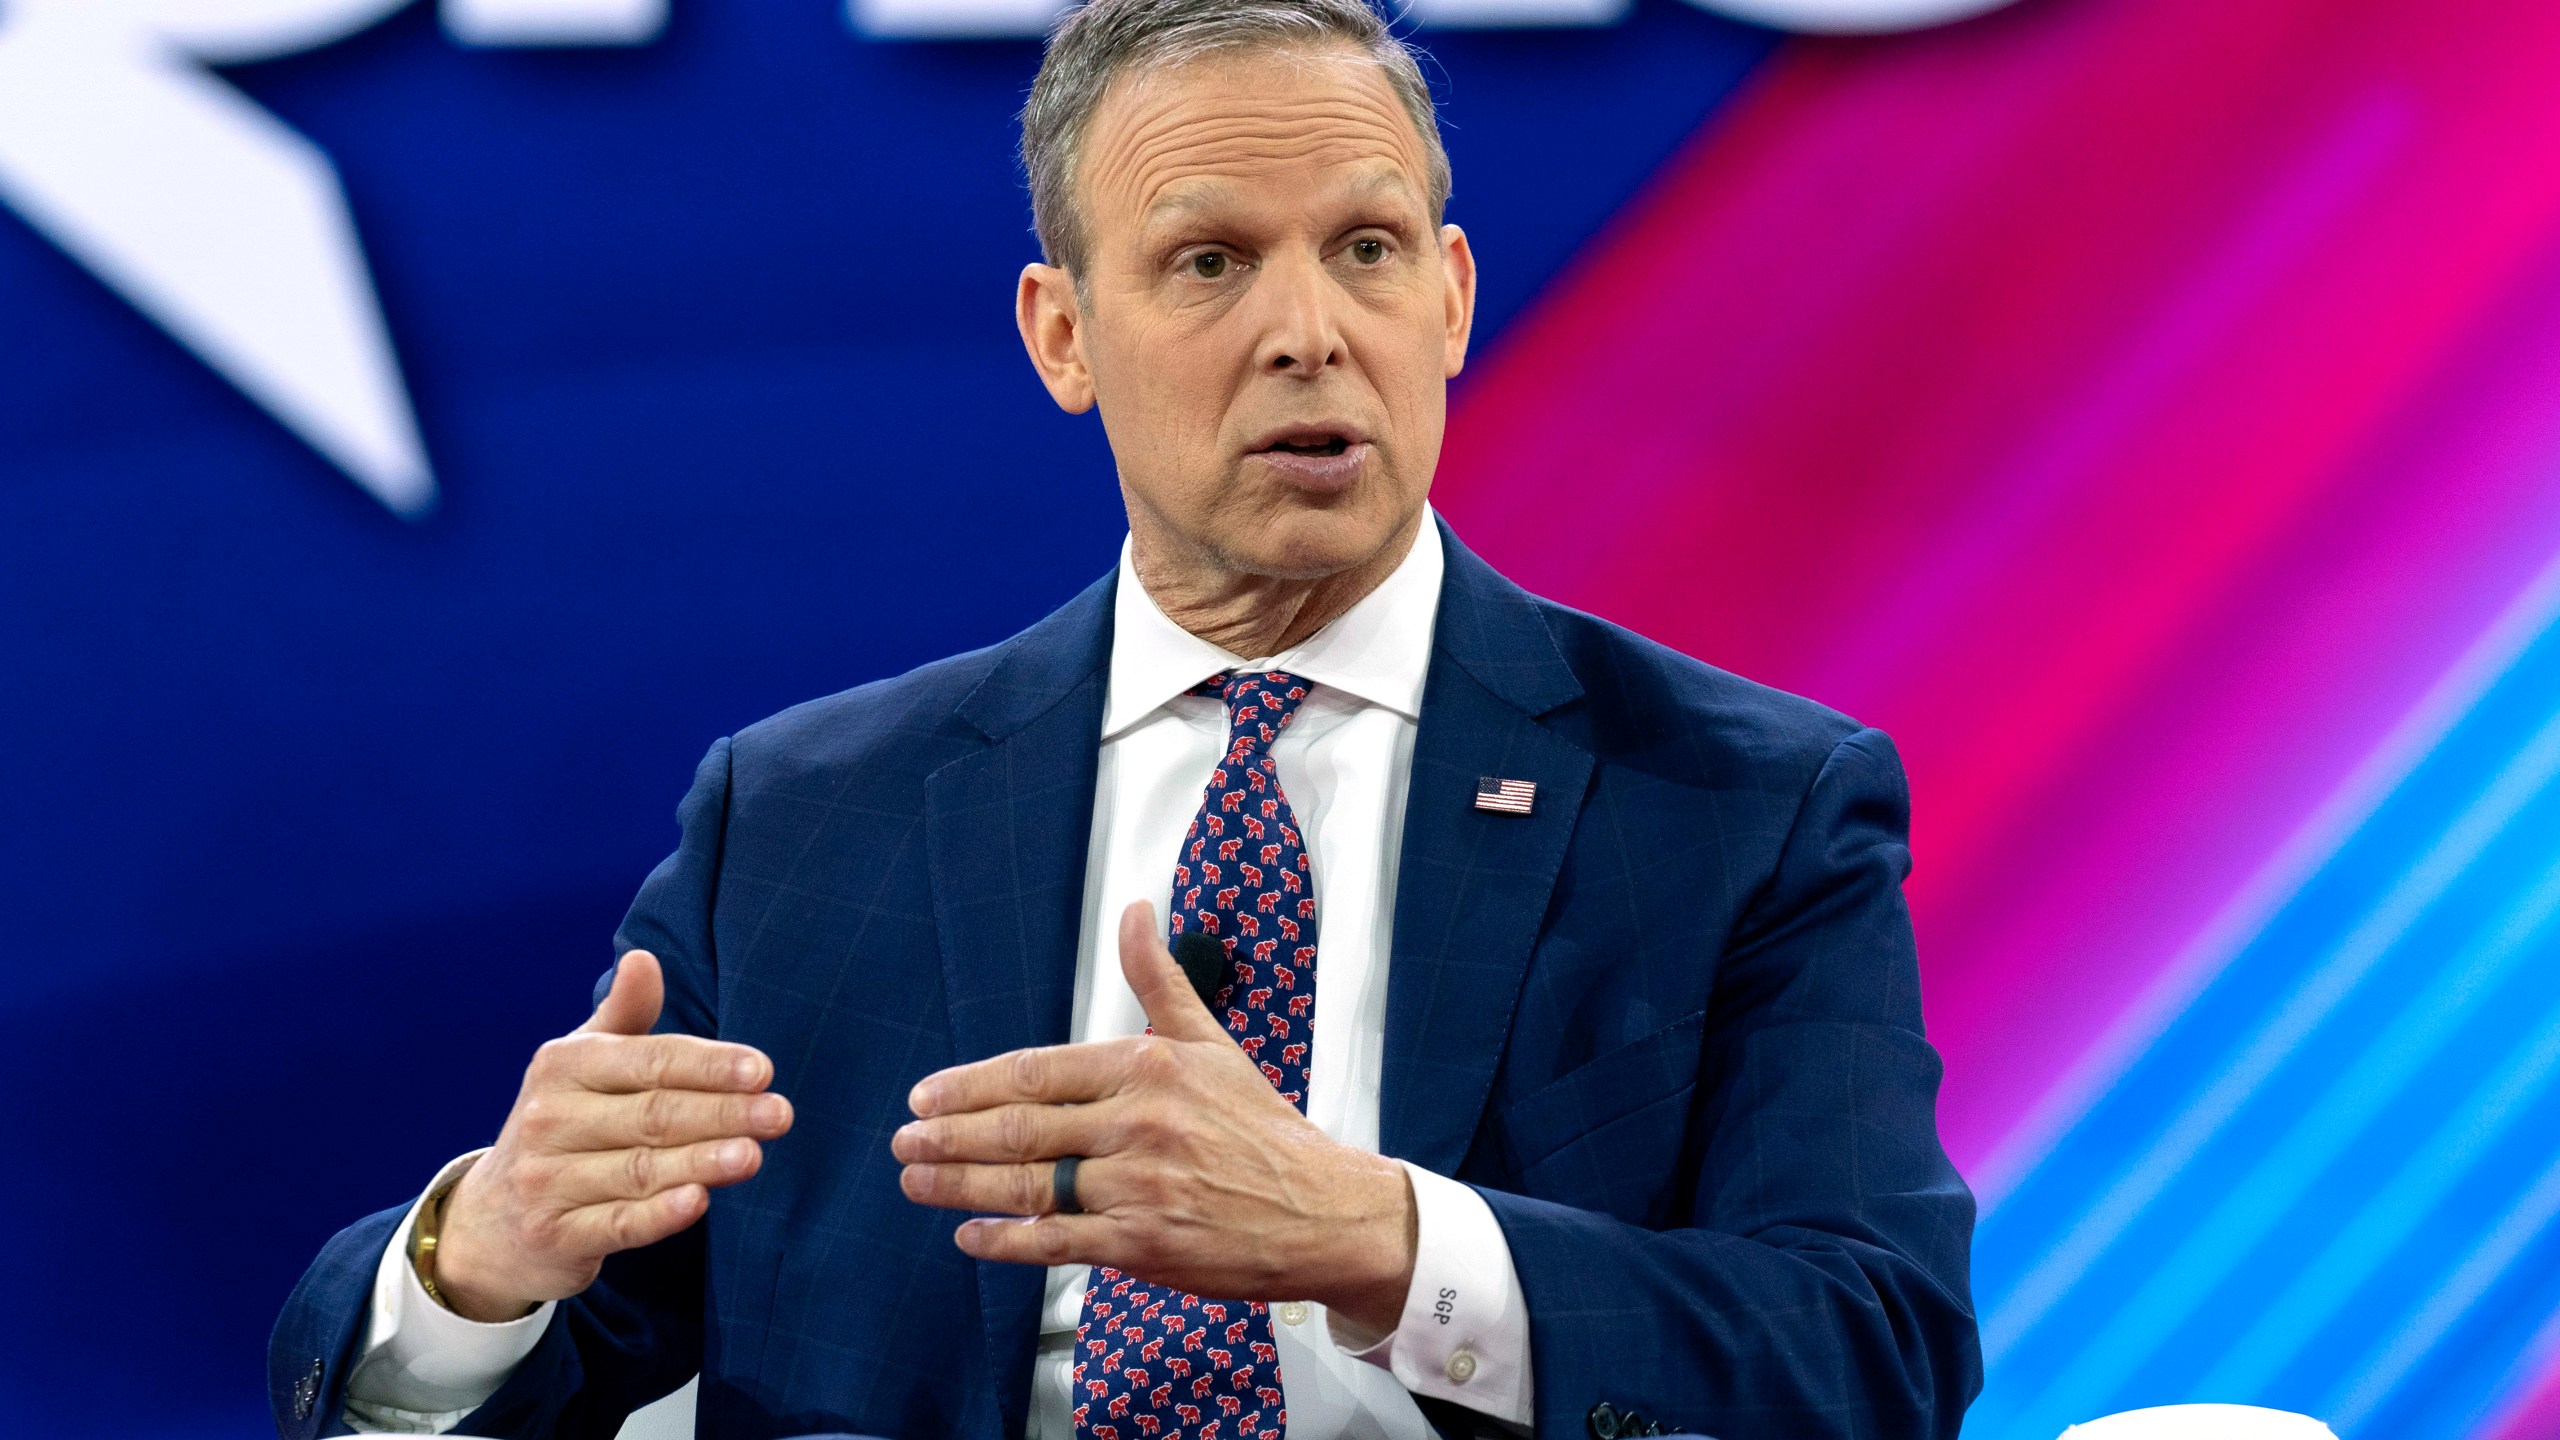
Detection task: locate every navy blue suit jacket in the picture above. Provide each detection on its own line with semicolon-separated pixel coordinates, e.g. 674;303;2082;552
272;523;1979;1440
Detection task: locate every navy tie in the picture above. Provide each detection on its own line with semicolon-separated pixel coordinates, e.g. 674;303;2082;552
1071;671;1318;1440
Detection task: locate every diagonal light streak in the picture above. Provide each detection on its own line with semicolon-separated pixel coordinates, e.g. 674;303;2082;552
2015;851;2560;1421
2326;1145;2560;1430
1982;698;2560;1364
2462;1305;2560;1440
2198;967;2560;1400
1973;545;2560;1213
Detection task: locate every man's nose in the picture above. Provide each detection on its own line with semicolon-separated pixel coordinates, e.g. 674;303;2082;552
1253;257;1345;376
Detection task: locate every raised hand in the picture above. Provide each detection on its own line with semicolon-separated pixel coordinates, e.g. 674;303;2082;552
891;902;1416;1334
428;951;793;1321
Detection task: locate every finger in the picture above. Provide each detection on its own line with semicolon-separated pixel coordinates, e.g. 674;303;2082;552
580;950;664;1037
1120;900;1223;1044
540;1031;775;1096
556;1184;709;1258
900;1158;1070;1216
534;1087;792;1153
891;1100;1107;1165
551;1137;764;1205
909;1041;1135;1118
952;1213;1114;1268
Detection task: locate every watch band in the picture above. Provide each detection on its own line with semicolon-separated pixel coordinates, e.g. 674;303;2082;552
406;1158;475;1312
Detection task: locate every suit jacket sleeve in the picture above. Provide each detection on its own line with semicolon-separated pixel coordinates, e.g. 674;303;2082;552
1480;728;1980;1440
269;739;734;1440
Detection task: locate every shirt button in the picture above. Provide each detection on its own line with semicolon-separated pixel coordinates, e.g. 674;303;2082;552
1446;1349;1478;1384
1277;1302;1310;1327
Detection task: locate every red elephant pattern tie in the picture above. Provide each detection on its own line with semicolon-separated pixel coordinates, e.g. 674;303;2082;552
1071;671;1318;1440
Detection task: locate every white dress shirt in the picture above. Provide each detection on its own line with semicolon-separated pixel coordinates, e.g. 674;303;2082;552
345;512;1533;1436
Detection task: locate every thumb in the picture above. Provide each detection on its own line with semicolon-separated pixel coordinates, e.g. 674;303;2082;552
1120;901;1225;1044
580;949;665;1037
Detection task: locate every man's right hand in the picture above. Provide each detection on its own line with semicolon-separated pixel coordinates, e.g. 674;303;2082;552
429;949;793;1322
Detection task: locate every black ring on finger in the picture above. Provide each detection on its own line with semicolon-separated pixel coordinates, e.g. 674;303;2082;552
1053;1155;1085;1216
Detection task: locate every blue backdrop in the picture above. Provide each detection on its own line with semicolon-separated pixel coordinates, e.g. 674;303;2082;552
0;6;1768;1437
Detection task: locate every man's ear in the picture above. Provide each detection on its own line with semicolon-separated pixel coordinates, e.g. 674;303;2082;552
1017;262;1096;414
1439;223;1477;380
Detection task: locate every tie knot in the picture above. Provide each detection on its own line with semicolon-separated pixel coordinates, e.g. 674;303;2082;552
1214;670;1312;725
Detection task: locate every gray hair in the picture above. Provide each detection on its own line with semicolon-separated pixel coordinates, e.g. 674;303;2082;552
1020;0;1452;277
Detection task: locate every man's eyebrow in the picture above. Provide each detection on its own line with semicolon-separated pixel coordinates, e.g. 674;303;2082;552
1336;167;1416;203
1141;183;1240;224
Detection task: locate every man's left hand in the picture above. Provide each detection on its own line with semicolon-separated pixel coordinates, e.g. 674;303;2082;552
892;900;1418;1335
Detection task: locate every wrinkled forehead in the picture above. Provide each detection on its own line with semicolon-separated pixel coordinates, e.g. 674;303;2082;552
1077;45;1433;241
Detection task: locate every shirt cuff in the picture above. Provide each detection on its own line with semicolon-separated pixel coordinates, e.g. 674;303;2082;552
344;1150;556;1429
1329;1161;1533;1425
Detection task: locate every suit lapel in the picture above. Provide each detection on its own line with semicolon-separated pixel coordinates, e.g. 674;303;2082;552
925;571;1115;1440
1380;523;1593;1174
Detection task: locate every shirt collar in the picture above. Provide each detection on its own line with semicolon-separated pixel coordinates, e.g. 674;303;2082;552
1103;509;1444;738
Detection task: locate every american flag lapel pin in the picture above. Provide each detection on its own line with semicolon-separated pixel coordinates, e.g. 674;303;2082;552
1474;775;1536;815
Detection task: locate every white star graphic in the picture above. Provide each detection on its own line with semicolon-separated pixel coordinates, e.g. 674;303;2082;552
0;0;663;517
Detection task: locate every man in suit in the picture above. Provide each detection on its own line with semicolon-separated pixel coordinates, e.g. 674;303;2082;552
270;0;1980;1435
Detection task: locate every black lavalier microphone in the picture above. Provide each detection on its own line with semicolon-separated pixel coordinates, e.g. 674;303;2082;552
1171;932;1228;1011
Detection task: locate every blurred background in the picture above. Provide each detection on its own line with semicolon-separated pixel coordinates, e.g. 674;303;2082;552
7;0;2560;1437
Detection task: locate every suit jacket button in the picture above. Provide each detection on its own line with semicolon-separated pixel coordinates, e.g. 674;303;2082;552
1588;1402;1621;1440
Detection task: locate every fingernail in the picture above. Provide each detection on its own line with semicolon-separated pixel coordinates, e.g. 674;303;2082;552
752;1094;787;1127
719;1138;752;1170
733;1055;760;1086
909;1081;939;1116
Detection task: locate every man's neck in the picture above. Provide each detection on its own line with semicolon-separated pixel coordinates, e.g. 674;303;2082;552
1130;510;1425;659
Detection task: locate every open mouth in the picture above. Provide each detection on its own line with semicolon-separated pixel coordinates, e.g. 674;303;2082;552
1264;436;1352;458
1247;427;1368;490
1252;425;1365;458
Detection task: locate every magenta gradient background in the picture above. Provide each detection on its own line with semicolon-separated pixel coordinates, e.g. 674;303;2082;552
1437;0;2560;1427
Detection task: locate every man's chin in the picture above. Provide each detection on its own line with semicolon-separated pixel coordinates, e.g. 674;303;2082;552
1217;497;1422;583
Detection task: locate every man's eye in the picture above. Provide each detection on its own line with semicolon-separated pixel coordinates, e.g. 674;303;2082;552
1351;239;1386;265
1191;252;1229;279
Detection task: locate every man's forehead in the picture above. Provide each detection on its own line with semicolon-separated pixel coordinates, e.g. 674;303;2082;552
1083;48;1429;220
